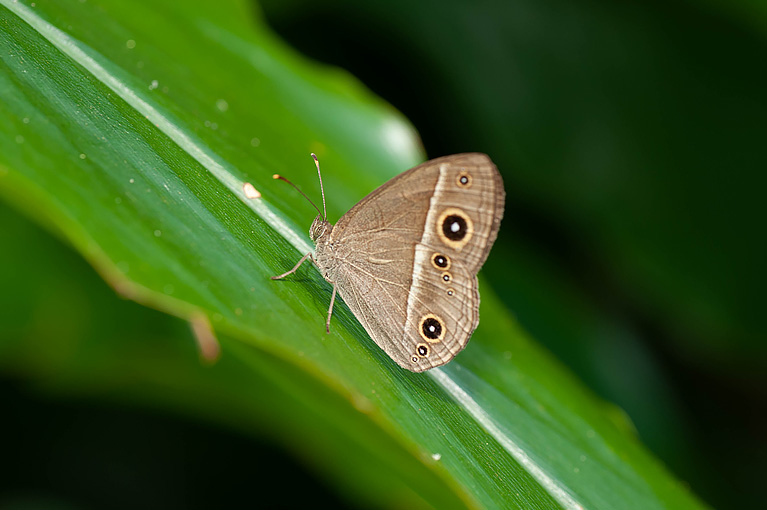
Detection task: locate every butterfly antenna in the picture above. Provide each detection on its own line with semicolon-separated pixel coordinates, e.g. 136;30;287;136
272;174;324;218
311;153;327;220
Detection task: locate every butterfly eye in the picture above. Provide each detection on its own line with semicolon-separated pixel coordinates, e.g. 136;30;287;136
456;171;472;188
431;253;451;270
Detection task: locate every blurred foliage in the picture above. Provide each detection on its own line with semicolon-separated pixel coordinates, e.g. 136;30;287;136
0;202;356;509
0;0;762;508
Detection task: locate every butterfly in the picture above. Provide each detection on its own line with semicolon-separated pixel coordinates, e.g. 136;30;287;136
273;153;504;372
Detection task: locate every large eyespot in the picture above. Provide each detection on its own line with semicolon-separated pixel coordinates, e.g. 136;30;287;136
456;171;472;188
431;253;451;270
416;343;431;358
419;313;445;343
436;208;474;249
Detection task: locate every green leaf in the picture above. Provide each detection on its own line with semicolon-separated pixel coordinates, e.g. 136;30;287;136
0;1;708;509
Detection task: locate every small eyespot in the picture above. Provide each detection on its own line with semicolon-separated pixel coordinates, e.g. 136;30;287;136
419;314;445;343
431;253;450;270
447;288;455;296
442;272;452;282
411;356;419;363
416;343;430;357
456;171;472;188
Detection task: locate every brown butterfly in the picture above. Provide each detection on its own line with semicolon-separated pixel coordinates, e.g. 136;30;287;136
273;153;505;372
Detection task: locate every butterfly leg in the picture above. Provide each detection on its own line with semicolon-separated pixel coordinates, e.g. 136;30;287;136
325;283;337;334
271;252;314;280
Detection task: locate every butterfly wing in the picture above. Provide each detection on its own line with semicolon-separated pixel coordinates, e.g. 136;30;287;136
328;153;504;372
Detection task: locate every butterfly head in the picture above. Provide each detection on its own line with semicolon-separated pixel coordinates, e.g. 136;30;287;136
310;215;333;242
